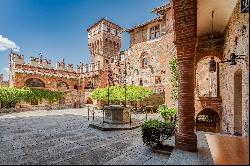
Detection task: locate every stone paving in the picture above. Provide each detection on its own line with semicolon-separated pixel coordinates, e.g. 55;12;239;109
0;108;214;165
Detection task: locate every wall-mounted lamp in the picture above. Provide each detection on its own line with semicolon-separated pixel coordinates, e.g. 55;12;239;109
209;56;217;72
219;53;245;65
241;0;249;13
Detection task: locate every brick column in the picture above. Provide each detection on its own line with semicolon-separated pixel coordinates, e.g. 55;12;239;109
172;0;197;151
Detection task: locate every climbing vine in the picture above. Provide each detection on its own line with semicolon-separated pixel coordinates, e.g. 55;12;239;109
0;87;65;108
169;57;179;101
92;85;153;102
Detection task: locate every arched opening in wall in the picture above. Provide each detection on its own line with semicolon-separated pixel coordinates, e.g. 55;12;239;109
196;56;220;97
31;99;38;106
196;108;219;132
86;98;93;104
85;81;93;89
74;85;78;90
139;79;143;86
59;97;65;105
25;78;45;88
234;69;242;136
56;81;69;90
140;52;149;69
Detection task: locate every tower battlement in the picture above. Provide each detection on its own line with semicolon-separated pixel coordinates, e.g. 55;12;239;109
9;52;100;75
87;18;123;64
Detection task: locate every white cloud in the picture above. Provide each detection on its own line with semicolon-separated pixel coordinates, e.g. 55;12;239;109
3;67;9;74
0;35;20;52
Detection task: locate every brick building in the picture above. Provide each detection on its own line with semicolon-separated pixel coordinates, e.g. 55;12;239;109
6;0;249;144
124;4;177;108
172;0;249;151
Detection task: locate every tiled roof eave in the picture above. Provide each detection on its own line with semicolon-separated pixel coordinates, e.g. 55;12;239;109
125;16;163;33
87;18;123;32
151;3;171;14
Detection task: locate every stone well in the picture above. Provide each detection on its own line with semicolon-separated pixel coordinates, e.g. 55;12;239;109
103;105;131;124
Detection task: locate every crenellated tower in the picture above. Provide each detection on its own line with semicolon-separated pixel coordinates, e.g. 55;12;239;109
87;18;123;69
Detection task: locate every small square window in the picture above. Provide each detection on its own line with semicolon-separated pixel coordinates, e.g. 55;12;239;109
149;25;160;40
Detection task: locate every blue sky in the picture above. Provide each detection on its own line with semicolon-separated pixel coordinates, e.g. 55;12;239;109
0;0;167;80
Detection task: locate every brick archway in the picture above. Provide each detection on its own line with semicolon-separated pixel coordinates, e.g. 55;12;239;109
196;108;220;133
23;77;47;88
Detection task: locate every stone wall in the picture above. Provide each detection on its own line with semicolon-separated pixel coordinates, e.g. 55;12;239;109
220;0;249;137
126;31;177;107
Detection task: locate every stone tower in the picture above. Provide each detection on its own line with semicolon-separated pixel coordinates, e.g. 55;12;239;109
87;18;123;67
87;18;123;88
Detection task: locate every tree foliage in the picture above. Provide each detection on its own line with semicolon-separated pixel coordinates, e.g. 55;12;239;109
0;87;65;108
141;119;175;148
92;85;153;102
169;57;179;101
157;104;177;122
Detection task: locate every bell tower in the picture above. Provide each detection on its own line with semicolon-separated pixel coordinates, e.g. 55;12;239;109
87;18;123;67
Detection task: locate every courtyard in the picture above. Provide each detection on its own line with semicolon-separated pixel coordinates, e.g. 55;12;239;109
0;108;213;165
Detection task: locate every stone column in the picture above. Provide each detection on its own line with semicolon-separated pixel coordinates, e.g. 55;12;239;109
172;0;197;151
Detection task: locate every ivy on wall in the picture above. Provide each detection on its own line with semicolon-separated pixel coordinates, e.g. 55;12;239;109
0;87;65;108
169;57;179;101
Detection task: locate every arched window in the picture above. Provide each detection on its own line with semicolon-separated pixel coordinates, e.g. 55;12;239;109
25;78;45;88
56;81;69;90
59;97;65;105
142;57;148;68
140;52;149;69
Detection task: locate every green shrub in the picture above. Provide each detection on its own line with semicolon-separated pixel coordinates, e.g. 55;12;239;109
92;85;153;103
157;104;177;123
0;87;65;108
169;57;178;101
141;119;175;148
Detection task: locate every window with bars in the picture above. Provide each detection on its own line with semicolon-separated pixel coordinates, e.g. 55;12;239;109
149;25;160;40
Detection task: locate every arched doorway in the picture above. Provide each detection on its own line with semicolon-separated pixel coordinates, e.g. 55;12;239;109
86;98;93;104
196;108;219;132
25;78;45;88
234;69;242;136
56;81;69;90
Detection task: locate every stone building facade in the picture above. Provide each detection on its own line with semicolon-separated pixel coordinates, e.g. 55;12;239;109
8;52;100;110
6;0;249;139
124;4;177;108
193;0;249;137
219;1;249;137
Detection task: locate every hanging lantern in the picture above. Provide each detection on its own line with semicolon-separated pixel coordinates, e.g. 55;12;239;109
209;56;216;73
208;11;216;73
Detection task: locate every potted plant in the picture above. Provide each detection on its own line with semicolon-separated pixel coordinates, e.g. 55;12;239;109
157;104;177;123
141;119;175;153
141;104;177;154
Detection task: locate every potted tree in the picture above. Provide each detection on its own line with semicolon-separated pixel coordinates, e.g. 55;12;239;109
141;104;177;154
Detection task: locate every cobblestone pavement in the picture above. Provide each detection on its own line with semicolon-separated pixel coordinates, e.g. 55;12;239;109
0;108;213;165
